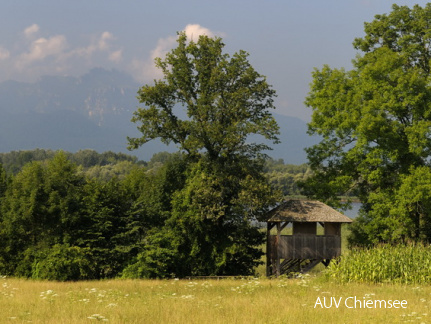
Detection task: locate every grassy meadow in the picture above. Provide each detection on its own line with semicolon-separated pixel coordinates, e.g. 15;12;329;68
3;226;431;323
1;275;430;323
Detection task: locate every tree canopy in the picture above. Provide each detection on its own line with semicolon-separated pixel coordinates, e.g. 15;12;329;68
127;32;280;276
128;32;279;161
302;3;431;245
0;148;306;280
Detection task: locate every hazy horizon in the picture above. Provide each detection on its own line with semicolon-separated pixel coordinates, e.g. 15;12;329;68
2;1;430;121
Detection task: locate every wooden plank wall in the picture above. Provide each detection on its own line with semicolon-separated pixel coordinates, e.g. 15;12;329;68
269;235;341;259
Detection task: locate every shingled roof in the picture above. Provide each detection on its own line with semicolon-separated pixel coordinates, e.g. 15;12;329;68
267;199;353;223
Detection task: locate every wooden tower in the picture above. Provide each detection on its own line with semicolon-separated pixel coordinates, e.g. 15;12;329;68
266;199;352;277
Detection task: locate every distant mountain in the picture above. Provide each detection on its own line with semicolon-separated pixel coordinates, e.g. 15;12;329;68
0;68;318;164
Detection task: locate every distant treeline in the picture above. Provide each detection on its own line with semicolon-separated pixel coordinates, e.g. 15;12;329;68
0;149;144;174
0;149;310;196
264;158;311;197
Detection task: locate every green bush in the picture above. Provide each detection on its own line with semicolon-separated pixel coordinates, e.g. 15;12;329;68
31;245;94;281
121;231;179;279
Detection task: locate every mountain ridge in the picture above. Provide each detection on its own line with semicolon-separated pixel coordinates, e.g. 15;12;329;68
0;68;318;164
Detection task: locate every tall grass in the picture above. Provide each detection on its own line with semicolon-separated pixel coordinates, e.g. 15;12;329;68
325;244;431;284
1;276;430;323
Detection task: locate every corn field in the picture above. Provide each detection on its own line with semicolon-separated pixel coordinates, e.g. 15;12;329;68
325;244;431;284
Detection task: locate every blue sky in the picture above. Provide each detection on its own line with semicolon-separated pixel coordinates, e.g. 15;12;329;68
1;1;429;121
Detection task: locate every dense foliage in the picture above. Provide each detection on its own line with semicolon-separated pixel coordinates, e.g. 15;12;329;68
0;151;185;280
0;150;308;280
264;159;311;196
126;33;281;277
0;152;141;280
302;3;431;245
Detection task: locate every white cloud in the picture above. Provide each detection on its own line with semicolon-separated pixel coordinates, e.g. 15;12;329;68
0;47;10;60
3;23;220;83
130;24;219;82
150;35;177;63
129;58;153;83
183;24;214;41
11;28;123;81
109;49;123;63
17;35;67;68
98;31;114;51
129;34;175;82
68;31;116;59
149;24;214;62
24;24;40;38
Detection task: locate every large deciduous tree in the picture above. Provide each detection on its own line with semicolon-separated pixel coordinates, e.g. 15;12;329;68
127;32;280;276
128;33;279;161
302;4;431;245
